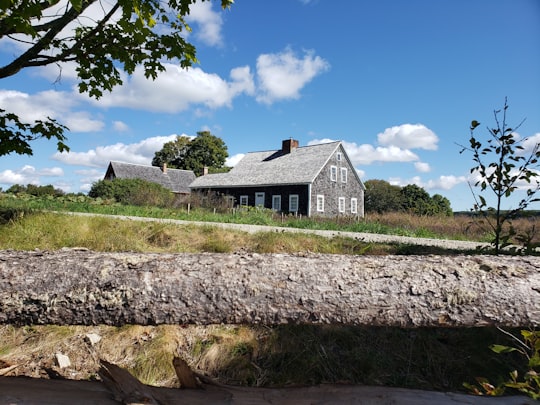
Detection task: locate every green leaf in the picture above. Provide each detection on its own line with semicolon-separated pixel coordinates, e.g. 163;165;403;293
471;120;481;130
490;344;519;354
69;0;83;12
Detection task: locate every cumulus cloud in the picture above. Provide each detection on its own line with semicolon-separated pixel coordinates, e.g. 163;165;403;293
91;64;254;113
377;124;438;150
0;165;64;185
414;162;431;173
308;138;419;165
226;153;245;167
75;168;104;190
186;1;225;47
389;175;467;191
52;134;181;167
520;132;540;156
113;121;129;132
0;89;103;132
256;48;330;104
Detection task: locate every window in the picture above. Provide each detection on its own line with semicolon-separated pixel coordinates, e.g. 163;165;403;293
255;192;265;207
351;198;357;214
272;195;281;211
316;195;325;212
340;167;348;183
289;194;299;212
239;195;248;206
338;197;345;213
336;152;342;162
330;165;337;182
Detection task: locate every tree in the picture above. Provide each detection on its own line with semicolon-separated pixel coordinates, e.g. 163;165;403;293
152;131;228;175
431;194;453;217
458;99;540;254
364;179;403;213
0;0;233;156
399;184;433;215
151;135;191;169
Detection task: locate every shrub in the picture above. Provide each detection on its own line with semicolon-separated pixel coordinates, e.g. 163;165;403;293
89;179;174;207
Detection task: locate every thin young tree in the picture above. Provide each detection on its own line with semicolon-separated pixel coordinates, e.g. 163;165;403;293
458;98;540;254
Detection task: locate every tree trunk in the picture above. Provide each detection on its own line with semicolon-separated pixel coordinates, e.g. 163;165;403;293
0;249;538;327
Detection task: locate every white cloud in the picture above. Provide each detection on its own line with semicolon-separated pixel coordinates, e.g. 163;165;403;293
186;1;225;47
308;138;419;165
226;153;245;167
377;124;438;150
414;162;431;173
389;175;467;191
520;132;540;156
256;48;330;104
52;134;181;167
91;64;254;113
0;89;103;132
0;165;64;185
113;121;130;132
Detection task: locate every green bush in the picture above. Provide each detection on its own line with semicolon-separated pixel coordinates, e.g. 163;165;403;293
89;179;174;207
6;184;64;197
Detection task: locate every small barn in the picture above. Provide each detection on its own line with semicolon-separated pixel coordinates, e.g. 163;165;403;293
189;139;365;217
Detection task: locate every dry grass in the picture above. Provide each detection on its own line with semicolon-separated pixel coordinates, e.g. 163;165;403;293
364;211;539;244
0;210;537;394
0;324;527;394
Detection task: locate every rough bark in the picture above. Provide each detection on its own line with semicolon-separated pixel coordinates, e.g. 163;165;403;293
0;249;538;327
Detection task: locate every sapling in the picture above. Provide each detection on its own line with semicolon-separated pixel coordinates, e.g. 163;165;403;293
458;99;540;254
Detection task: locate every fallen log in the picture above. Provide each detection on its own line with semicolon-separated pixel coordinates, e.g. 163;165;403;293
0;249;538;327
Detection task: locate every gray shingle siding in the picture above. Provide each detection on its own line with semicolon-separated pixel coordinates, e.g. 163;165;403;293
105;161;195;194
310;144;365;217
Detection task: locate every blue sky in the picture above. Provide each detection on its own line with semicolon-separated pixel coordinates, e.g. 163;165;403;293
0;0;539;211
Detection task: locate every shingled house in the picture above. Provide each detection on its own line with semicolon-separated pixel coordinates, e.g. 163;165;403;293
104;161;195;196
190;139;365;217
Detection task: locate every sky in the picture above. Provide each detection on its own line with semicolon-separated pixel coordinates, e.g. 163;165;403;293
0;0;539;212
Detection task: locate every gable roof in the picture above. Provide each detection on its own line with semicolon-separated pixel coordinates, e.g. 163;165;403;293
190;141;361;189
105;161;195;194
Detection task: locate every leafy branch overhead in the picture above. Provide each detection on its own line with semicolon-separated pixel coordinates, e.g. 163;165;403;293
0;0;234;156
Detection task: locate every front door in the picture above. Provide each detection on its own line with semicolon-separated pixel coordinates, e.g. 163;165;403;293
255;192;265;207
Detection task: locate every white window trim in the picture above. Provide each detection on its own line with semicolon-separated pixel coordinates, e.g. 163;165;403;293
272;195;281;211
338;197;346;213
289;194;299;212
330;165;337;182
336;152;342;162
239;195;248;206
316;195;325;212
351;197;357;214
340;167;348;183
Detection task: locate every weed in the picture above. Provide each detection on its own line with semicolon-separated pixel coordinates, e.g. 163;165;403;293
464;328;540;399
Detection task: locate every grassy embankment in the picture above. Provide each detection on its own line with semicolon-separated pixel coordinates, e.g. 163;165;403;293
0;194;538;395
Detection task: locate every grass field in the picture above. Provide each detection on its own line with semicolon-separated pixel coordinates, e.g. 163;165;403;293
0;194;538;397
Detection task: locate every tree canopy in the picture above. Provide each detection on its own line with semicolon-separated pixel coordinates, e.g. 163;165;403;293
364;179;453;216
152;131;228;174
0;0;233;156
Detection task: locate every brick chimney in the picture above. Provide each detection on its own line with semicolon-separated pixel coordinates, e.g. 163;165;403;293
282;138;299;154
162;163;167;174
